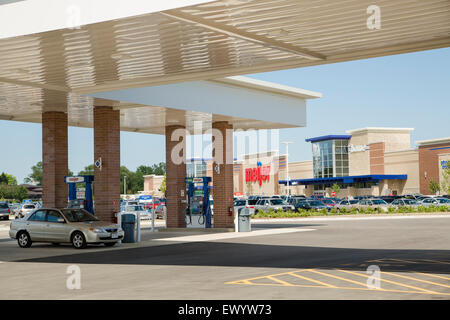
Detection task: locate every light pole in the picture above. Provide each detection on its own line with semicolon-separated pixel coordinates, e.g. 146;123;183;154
281;141;293;197
124;175;127;195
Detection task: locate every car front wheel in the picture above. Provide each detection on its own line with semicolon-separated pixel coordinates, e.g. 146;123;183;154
71;231;87;249
17;231;32;248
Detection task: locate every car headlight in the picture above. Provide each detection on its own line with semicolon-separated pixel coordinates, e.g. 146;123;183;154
91;228;105;233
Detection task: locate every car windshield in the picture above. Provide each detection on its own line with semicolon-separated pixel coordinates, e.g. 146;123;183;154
372;199;387;205
126;205;145;211
322;199;334;204
437;198;450;203
269;199;285;205
309;201;324;206
404;199;418;205
23;205;35;209
0;203;8;208
61;209;99;222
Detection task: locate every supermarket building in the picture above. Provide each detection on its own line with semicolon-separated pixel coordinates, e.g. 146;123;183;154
144;127;450;198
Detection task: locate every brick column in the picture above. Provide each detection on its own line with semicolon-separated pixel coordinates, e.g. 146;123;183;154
165;125;187;228
212;121;234;228
42;111;68;208
94;106;120;222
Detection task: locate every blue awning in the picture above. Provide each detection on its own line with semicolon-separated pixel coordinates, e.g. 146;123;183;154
279;174;408;186
305;135;352;143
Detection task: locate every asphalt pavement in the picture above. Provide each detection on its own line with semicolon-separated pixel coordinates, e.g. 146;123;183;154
0;215;449;300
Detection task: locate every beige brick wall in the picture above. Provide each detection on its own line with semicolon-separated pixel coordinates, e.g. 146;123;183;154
385;149;420;194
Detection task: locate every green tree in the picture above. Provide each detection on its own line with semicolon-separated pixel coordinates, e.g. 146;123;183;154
14;185;29;201
120;166;135;194
0;184;27;201
6;173;17;185
78;164;94;176
152;162;166;175
24;161;43;185
429;179;440;195
0;173;8;184
331;183;341;196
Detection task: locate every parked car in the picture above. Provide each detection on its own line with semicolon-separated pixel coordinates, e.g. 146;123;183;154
390;198;420;208
321;198;337;208
155;204;165;219
402;194;424;200
0;202;10;220
287;195;307;207
234;199;258;214
254;198;294;213
17;203;37;218
380;196;401;204
336;199;360;211
9;208;124;248
121;204;152;220
9;203;21;216
419;197;450;206
355;198;389;212
295;200;329;211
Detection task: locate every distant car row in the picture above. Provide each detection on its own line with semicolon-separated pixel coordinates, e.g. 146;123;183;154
234;194;450;214
0;201;43;220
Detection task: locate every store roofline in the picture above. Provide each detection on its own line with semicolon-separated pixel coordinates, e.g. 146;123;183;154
279;174;408;185
305;135;352;143
346;127;414;135
415;137;450;146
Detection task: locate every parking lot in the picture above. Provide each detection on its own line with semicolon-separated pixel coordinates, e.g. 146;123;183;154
0;214;449;300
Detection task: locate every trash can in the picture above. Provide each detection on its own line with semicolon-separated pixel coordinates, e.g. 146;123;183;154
121;213;136;243
238;208;251;232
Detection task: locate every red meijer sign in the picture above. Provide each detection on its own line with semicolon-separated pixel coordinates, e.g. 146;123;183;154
245;163;271;186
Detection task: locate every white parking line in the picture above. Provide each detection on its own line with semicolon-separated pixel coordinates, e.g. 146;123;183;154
155;227;315;242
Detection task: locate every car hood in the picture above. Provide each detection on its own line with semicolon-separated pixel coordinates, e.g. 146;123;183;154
71;221;118;228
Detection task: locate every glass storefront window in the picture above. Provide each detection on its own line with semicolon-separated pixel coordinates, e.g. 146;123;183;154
312;139;349;178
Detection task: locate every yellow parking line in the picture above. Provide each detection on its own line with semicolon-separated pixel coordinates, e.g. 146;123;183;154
382;272;450;289
418;259;450;265
266;276;296;286
231;269;307;283
226;274;441;295
337;269;441;295
417;273;450;281
386;258;421;264
305;269;370;288
288;272;337;288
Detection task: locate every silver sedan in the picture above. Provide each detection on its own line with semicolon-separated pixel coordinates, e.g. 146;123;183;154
10;208;124;249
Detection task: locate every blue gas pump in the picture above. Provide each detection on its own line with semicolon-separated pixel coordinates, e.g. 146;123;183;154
185;177;212;228
65;175;94;214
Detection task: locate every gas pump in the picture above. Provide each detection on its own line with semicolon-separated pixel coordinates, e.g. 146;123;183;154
185;177;212;228
65;175;94;214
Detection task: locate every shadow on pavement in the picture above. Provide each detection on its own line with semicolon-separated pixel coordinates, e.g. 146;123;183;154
16;241;450;275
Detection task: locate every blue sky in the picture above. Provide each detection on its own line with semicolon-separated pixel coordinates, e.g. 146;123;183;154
1;47;449;183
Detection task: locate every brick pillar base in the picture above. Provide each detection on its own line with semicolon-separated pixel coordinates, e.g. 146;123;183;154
94;106;120;222
212;122;234;228
42;112;68;208
165;125;187;228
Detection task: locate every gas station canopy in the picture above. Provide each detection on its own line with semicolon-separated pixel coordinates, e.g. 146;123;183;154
0;0;449;131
